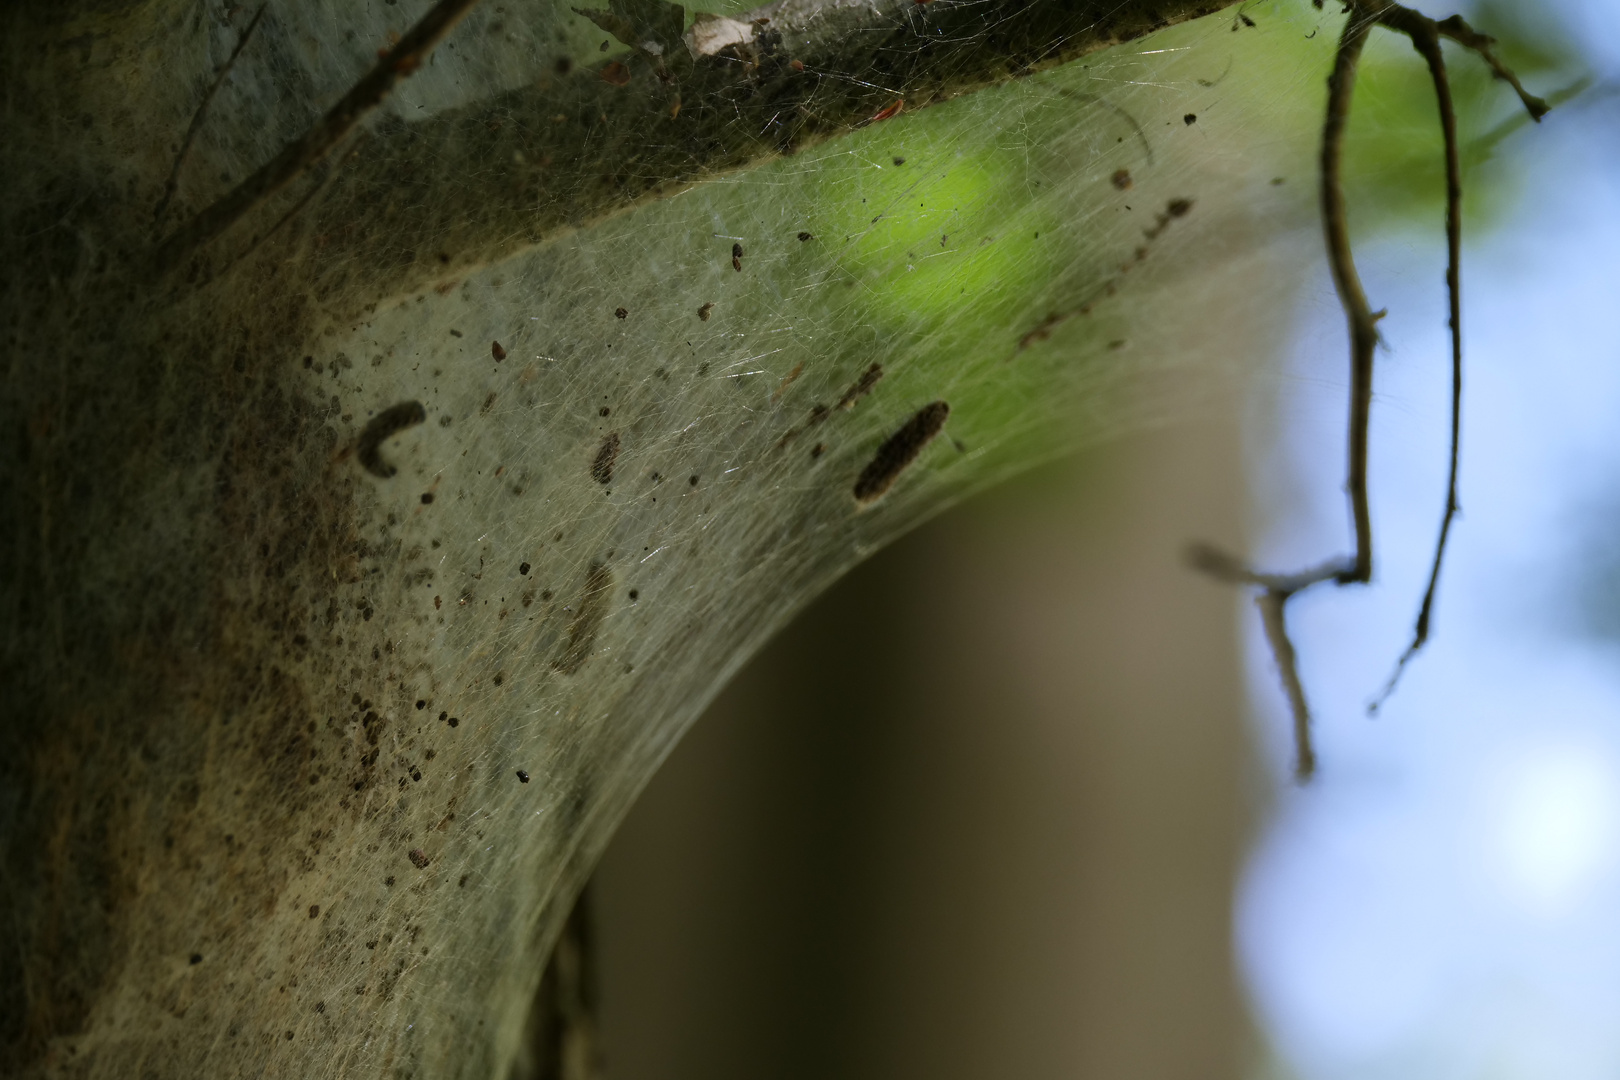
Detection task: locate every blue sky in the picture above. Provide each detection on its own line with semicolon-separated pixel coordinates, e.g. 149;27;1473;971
1236;3;1620;1076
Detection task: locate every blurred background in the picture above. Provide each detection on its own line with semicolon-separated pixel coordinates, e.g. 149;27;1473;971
584;3;1620;1078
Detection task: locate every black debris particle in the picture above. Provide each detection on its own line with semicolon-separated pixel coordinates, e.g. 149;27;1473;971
553;562;612;674
516;769;530;783
459;875;469;887
1271;176;1286;185
853;401;950;504
628;589;639;600
315;1002;325;1014
357;401;427;478
1184;113;1197;125
421;492;434;504
892;156;905;166
1167;197;1192;217
384;876;395;887
810;443;825;459
798;231;813;242
408;848;430;869
541;590;553;601
449;328;462;337
415;699;426;710
688;474;698;486
448;716;459;727
599;406;611;417
491;340;507;361
592;432;621;484
732;242;744;272
439;711;447;722
519;562;531;575
555;56;572;75
599;38;608;50
697;301;714;321
615;307;628;319
308;905;320;919
837;363;883;410
285;1031;294;1041
492;674;503;686
190;954;203;965
1111;168;1133;190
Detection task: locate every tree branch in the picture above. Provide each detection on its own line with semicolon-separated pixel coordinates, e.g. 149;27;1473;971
155;0;486;272
191;0;1240;298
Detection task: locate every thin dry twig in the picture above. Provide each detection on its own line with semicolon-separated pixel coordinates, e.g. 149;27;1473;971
1187;543;1348;780
1194;1;1547;779
155;0;484;271
154;3;267;229
1369;8;1548;711
1435;15;1552;120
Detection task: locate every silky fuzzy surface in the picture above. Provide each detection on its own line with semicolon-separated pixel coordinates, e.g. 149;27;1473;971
0;0;1333;1076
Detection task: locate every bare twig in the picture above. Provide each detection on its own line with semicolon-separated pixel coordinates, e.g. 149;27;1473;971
153;3;267;229
1257;592;1316;781
1187;544;1348;780
1368;7;1461;711
1322;4;1381;590
155;0;484;271
1369;4;1546;711
1193;1;1549;776
1435;15;1551;120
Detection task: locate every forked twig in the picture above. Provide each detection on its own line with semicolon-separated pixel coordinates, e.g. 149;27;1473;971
1188;545;1353;779
1193;1;1547;780
1434;16;1551;122
155;0;485;271
154;3;267;229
